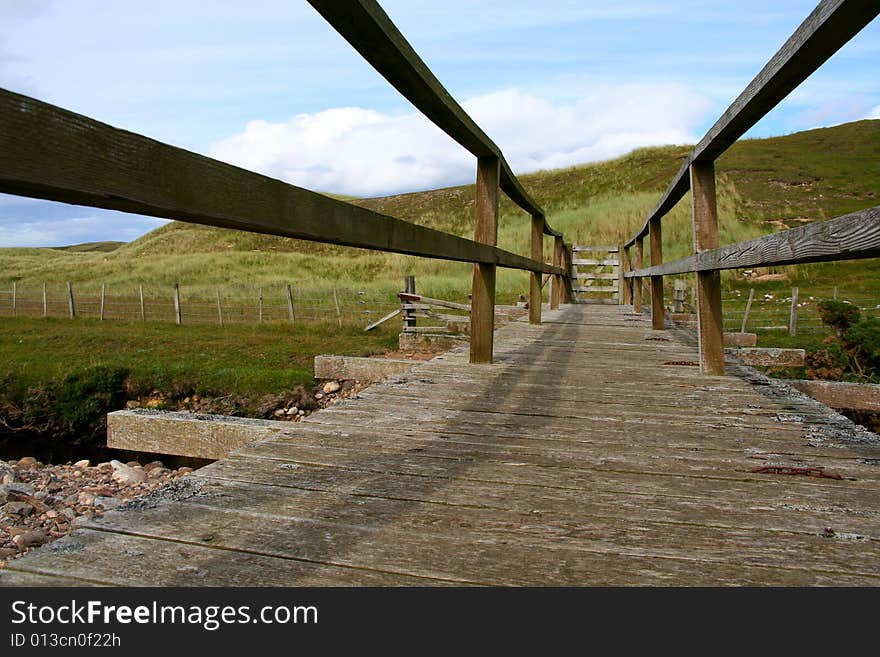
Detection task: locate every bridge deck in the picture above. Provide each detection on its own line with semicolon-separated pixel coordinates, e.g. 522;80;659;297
3;305;879;586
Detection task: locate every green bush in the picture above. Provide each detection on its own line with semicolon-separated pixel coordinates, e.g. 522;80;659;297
843;317;880;379
816;299;861;335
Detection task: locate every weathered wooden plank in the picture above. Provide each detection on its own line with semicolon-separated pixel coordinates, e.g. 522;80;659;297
625;0;879;247
305;0;564;237
628;205;880;277
572;258;619;266
574;273;618;280
572;245;619;253
79;480;880;582
573;286;618;293
0;89;563;275
6;529;451;586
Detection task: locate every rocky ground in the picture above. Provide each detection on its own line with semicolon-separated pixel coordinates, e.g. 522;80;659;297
0;456;194;568
0;377;383;569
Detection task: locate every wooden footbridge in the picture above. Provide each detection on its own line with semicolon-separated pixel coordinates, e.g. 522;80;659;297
2;1;880;585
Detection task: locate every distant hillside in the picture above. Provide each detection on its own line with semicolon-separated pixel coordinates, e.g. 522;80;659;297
0;120;877;300
51;241;125;253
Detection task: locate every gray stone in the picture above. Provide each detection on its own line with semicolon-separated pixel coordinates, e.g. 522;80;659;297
1;482;35;498
94;496;121;510
110;460;146;486
322;380;342;394
3;501;34;517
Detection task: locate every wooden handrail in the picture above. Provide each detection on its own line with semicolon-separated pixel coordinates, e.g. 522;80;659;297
624;0;879;248
626;205;880;278
307;0;562;238
0;89;564;276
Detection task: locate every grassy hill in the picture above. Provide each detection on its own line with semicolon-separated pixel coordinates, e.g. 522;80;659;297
1;120;878;302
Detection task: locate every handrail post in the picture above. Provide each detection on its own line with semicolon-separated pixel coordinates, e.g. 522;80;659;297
633;238;643;314
529;215;543;324
551;236;562;310
562;243;573;304
649;219;664;329
622;246;633;306
690;161;724;375
470;155;500;364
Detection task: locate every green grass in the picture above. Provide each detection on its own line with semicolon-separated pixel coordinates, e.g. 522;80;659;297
0;317;398;396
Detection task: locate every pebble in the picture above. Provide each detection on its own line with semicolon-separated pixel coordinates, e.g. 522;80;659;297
286;407;298;416
110;461;146;486
3;501;34;517
94;496;121;510
12;529;45;551
274;409;286;417
177;467;193;475
143;461;165;472
74;459;90;468
315;392;324;400
17;457;37;469
322;380;341;394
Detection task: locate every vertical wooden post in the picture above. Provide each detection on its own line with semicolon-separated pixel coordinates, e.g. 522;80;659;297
833;286;838;300
139;285;145;322
690;161;724;375
286;284;295;324
258;287;264;323
550;236;562;310
563;244;574;304
634;238;643;314
470;155;500;364
789;287;799;337
67;281;75;319
42;283;47;318
173;283;182;325
99;283;106;321
529;215;543;325
649;218;664;330
741;288;754;333
403;276;416;329
11;281;16;317
618;244;627;305
333;288;342;328
216;289;224;326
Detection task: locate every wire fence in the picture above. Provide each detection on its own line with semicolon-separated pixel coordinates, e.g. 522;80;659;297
0;282;400;328
664;280;879;335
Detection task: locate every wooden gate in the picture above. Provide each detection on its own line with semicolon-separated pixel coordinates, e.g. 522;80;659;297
571;245;620;305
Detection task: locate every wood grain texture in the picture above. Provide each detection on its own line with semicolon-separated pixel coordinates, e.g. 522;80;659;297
530;215;543;325
627;205;880;278
634;238;644;314
691;162;724;375
8;304;880;586
649;218;664;330
0;89;563;276
624;0;879;247
470;157;500;364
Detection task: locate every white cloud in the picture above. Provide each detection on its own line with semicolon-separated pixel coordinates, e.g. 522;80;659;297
0;211;167;247
867;105;880;120
209;84;712;197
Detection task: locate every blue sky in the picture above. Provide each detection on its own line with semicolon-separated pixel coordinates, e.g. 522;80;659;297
1;0;878;247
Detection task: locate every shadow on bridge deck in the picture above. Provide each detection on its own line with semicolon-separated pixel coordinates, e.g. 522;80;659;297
3;304;879;586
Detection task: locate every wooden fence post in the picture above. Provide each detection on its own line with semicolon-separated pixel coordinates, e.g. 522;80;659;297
790;287;799;337
563;243;574;304
11;281;15;317
42;283;47;318
286;284;295;324
333;288;342;328
550;236;562;310
470;155;500;364
833;286;838;300
741;288;754;333
634;238;643;314
67;281;75;319
258;287;263;323
139;285;145;322
621;245;631;306
173;283;182;325
690;161;724;375
99;283;106;321
216;289;224;326
529;216;543;325
649;218;664;330
403;276;416;329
